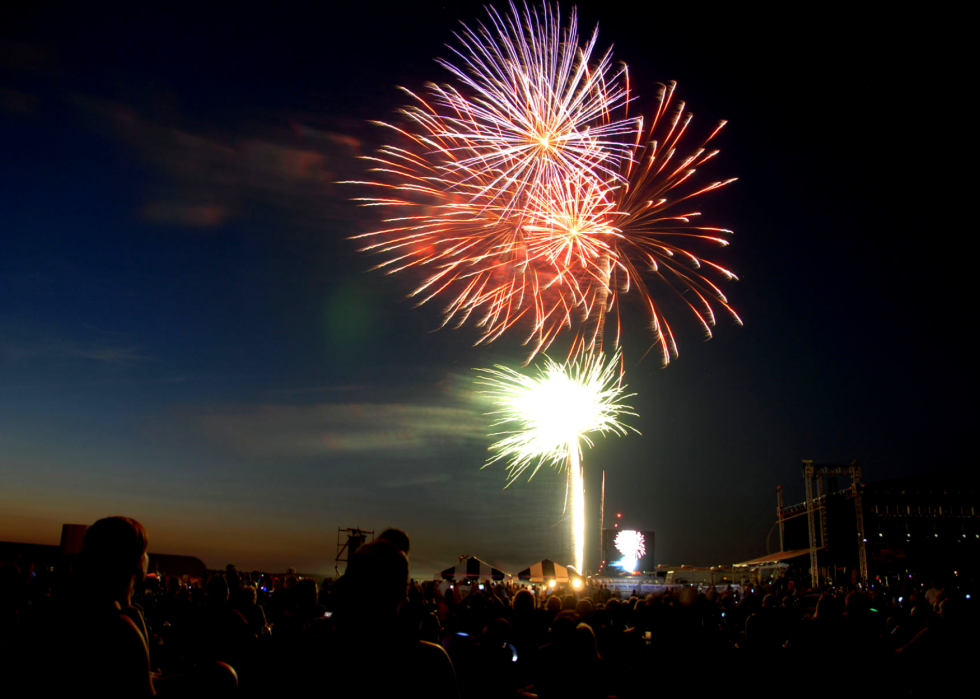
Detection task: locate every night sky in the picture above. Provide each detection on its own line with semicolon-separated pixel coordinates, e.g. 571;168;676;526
0;1;970;578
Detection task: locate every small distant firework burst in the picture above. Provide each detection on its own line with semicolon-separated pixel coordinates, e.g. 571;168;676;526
477;349;637;573
349;1;740;365
614;529;645;572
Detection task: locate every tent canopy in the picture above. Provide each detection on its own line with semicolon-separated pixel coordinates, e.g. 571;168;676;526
440;555;508;581
517;559;576;583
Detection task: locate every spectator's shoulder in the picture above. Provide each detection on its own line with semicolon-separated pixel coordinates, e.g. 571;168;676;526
417;639;452;663
408;640;458;697
111;612;151;662
416;640;456;677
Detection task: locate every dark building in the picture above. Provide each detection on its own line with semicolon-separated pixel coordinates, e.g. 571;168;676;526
776;464;979;587
0;524;208;582
862;467;980;582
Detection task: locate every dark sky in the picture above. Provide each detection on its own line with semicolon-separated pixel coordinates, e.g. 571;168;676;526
0;1;970;577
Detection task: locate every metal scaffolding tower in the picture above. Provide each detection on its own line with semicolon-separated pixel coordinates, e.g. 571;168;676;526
801;460;867;588
776;485;786;553
335;527;374;576
803;461;819;586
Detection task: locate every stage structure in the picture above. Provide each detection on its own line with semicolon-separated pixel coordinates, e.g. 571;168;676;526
335;527;374;576
775;465;979;586
775;461;867;587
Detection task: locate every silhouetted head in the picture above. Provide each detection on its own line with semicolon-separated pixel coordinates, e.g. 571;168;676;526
482;617;513;647
77;516;148;604
338;540;409;625
572;622;601;661
377;528;410;557
845;591;870;620
550;610;580;639
207;574;229;605
293;578;318;612
575;598;595;619
235;584;257;606
420;611;442;643
514;589;535;613
0;562;23;599
678;587;698;607
938;595;962;624
814;592;841;620
468;590;487;611
224;564;240;590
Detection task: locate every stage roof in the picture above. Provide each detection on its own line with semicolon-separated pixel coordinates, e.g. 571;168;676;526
734;547;823;567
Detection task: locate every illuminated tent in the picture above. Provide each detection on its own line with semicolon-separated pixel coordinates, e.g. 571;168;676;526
439;555;508;581
516;559;575;583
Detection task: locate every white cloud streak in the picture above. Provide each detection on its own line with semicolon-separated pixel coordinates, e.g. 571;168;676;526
192;402;488;459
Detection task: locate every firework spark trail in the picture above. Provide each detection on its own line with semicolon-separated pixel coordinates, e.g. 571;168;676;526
477;349;638;572
603;81;742;363
348;5;740;366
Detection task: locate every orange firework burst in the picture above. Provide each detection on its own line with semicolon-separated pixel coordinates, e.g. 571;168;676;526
348;4;740;365
583;80;743;364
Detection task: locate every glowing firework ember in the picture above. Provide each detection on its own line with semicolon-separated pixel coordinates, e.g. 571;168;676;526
477;349;638;573
613;529;646;573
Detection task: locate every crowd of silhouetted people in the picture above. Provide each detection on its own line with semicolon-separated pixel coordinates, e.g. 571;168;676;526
0;516;975;696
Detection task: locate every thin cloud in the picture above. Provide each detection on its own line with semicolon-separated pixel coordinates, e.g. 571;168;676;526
191;402;487;459
0;87;39;114
73;95;367;231
379;473;452;488
0;336;147;365
264;384;364;396
0;375;203;392
142;202;229;227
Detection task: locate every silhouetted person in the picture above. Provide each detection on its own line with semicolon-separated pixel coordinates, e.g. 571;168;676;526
192;574;253;670
469;617;519;698
276;577;322;640
230;584;267;638
224;564;241;592
510;588;545;662
0;561;24;645
744;593;783;651
532;610;583;698
331;539;458;697
58;516;156;697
